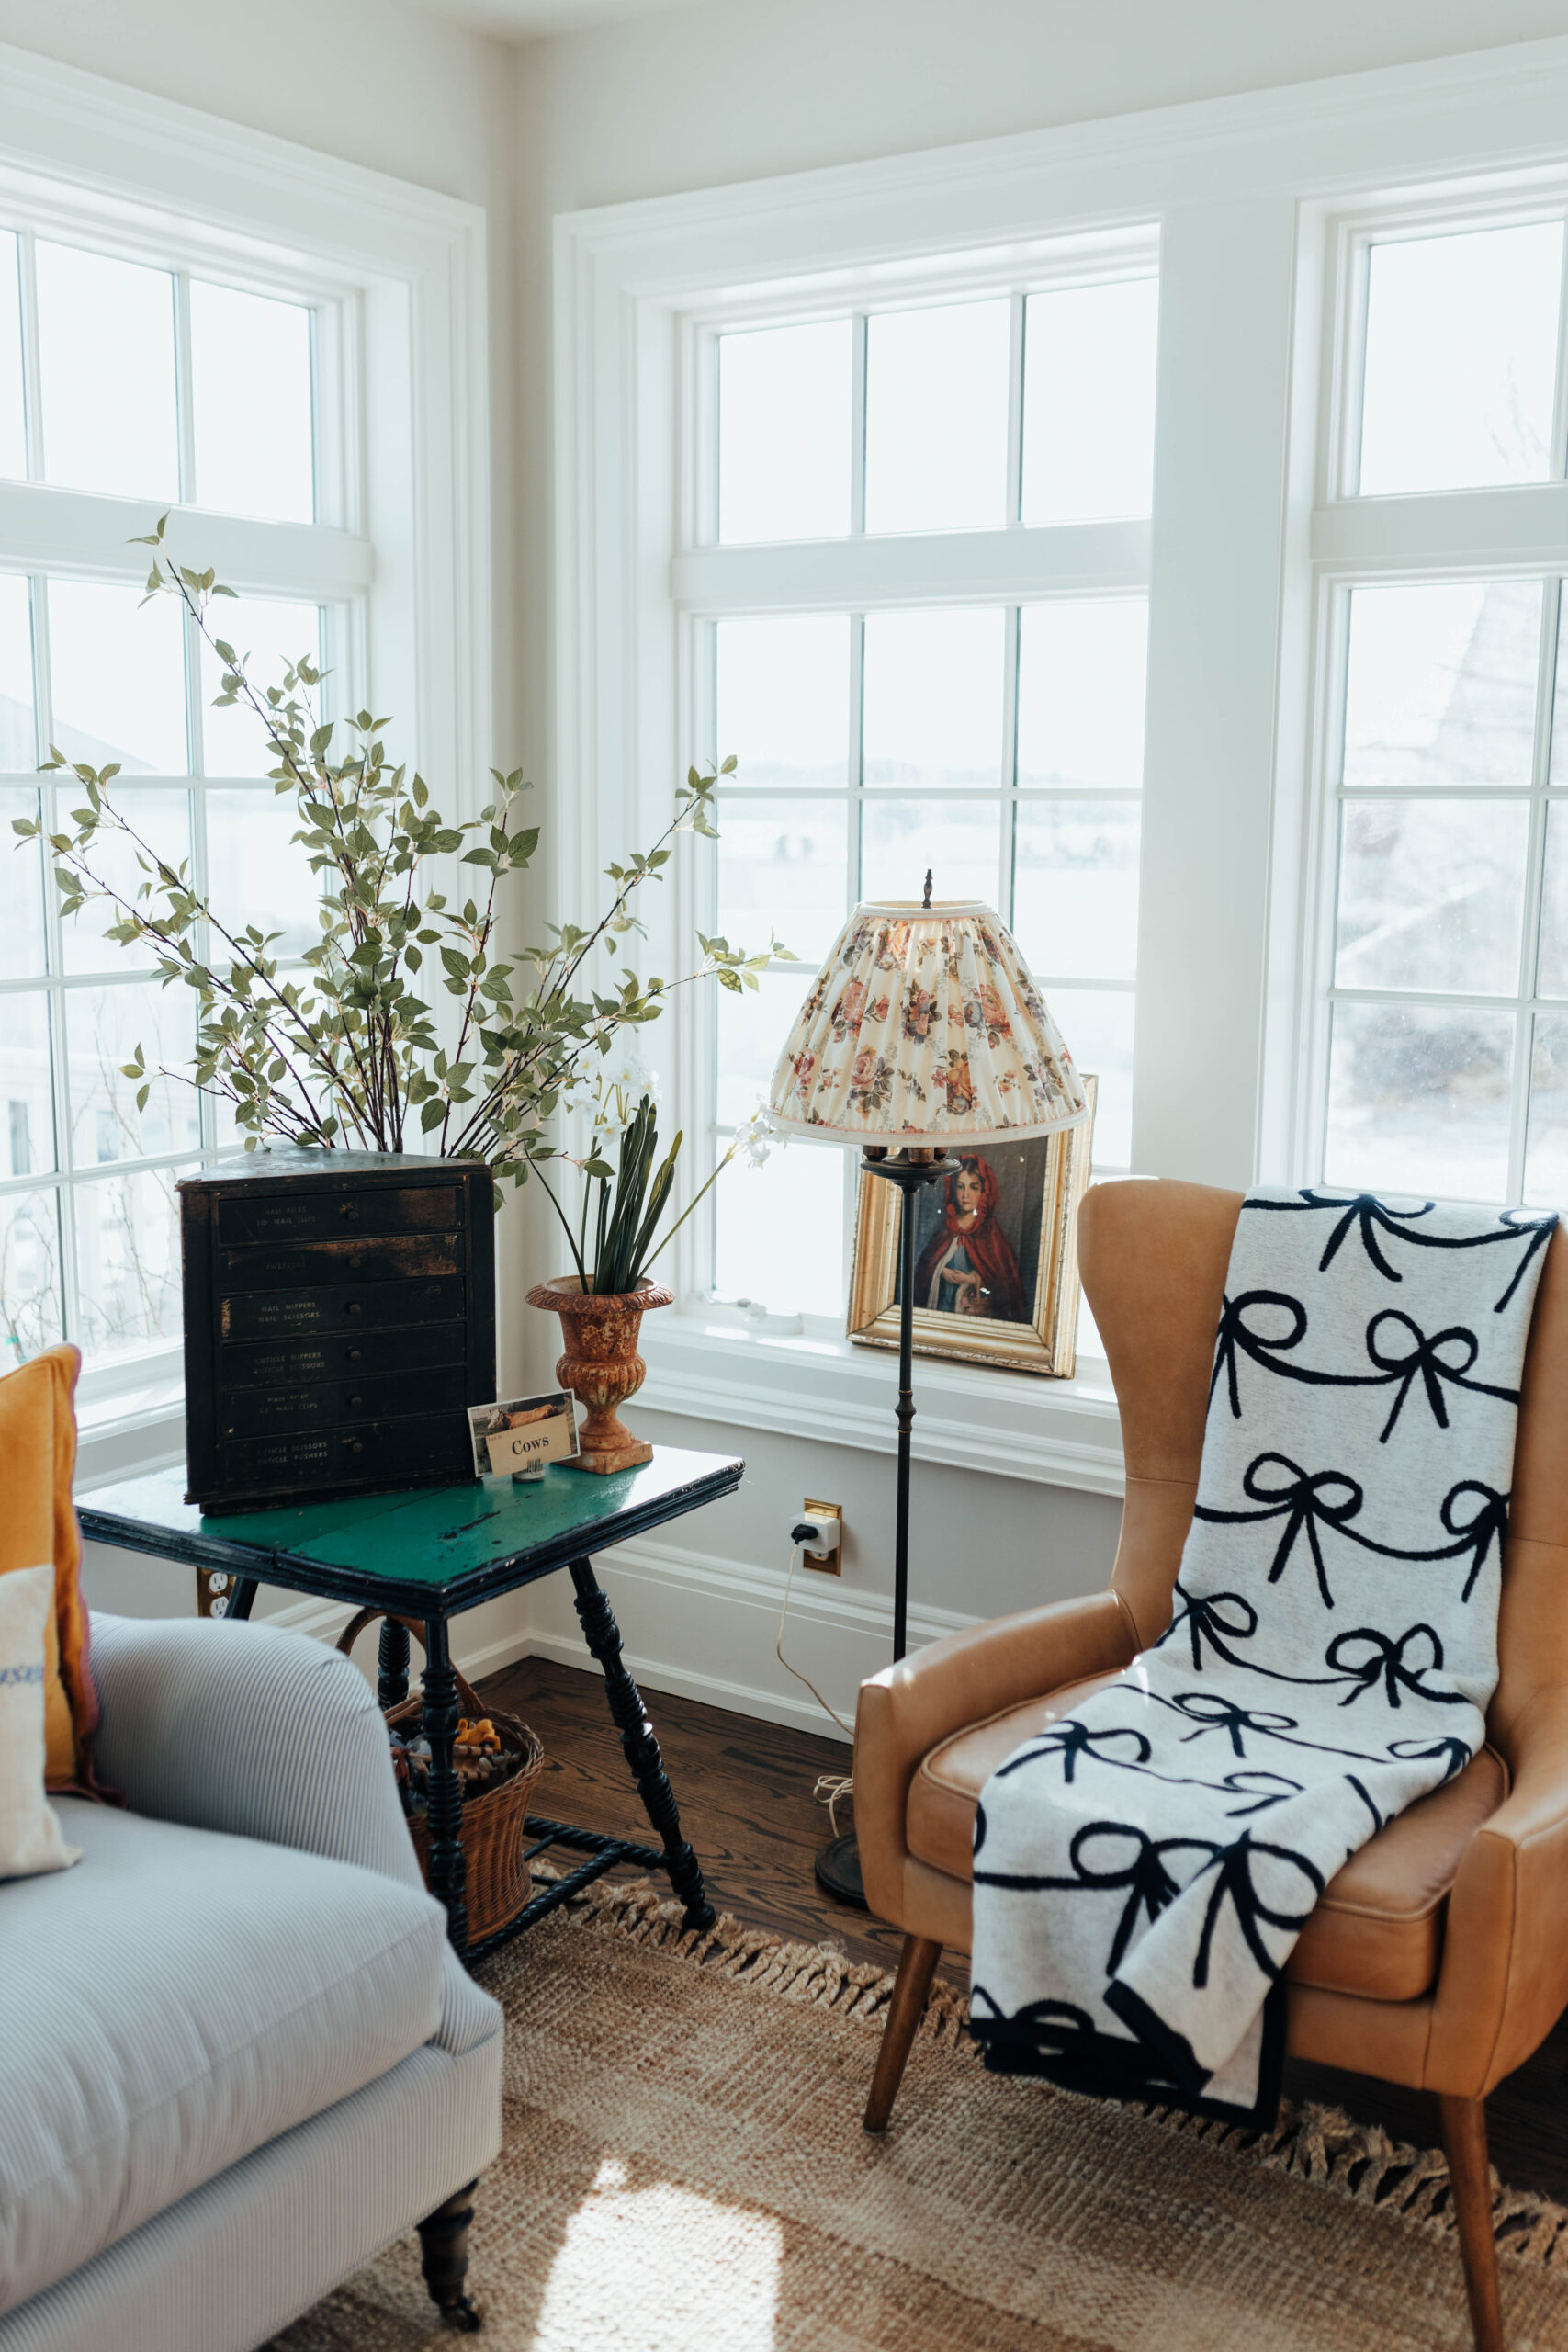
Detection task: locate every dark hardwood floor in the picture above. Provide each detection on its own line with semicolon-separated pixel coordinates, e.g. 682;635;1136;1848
479;1652;1568;2204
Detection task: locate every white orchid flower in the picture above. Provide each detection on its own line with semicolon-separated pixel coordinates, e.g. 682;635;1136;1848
732;1101;779;1170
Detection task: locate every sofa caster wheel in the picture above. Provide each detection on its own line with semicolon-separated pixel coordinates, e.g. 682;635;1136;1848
419;2180;481;2333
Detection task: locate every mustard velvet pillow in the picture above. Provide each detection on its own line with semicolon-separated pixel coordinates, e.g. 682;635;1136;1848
0;1563;82;1878
0;1346;96;1791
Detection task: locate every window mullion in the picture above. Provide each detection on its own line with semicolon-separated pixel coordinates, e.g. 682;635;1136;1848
34;591;82;1345
1511;574;1561;1201
849;609;864;907
998;604;1019;921
1005;290;1025;526
17;232;43;483
174;270;197;508
185;598;216;1162
850;314;867;536
1551;227;1568;484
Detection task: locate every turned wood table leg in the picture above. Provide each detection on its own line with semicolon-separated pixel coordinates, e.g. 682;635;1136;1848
1439;2093;1504;2352
378;1615;411;1709
418;2178;480;2332
864;1934;942;2133
569;1555;716;1930
422;1614;469;1957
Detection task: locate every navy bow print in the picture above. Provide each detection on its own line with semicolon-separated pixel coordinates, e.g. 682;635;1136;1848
996;1719;1153;1784
1170;1692;1299;1756
1218;1770;1303;1816
1210;1290;1309;1417
1064;1824;1218;1973
1364;1310;1518;1441
1493;1210;1558;1310
1349;1478;1510;1601
1160;1583;1258;1672
1247;1190;1437;1281
1195;1452;1363;1606
1388;1734;1475;1783
1442;1482;1511;1602
1325;1622;1465;1710
968;1988;1097;2043
1190;1831;1325;1988
1247;1190;1556;1308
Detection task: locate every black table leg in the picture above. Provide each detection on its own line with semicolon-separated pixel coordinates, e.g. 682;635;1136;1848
422;1614;468;1956
229;1577;258;1621
378;1616;411;1709
569;1555;715;1930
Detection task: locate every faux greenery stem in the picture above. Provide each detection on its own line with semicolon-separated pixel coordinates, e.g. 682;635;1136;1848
17;514;790;1196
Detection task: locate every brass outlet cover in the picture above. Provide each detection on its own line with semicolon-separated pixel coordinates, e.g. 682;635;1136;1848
802;1498;842;1575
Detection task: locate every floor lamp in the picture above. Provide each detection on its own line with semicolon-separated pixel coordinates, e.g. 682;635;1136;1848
766;883;1089;1906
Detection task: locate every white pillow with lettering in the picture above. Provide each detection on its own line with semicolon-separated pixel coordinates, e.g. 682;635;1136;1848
0;1564;83;1880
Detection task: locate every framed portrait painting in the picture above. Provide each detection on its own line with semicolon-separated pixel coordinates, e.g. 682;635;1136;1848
846;1076;1097;1377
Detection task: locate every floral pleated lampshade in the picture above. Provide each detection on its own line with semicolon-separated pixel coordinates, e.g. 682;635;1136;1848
768;899;1088;1146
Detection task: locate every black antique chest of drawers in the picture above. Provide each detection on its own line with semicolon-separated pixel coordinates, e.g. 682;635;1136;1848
179;1150;495;1514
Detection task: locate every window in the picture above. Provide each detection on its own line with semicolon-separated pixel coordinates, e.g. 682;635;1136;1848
0;228;330;1383
0;50;487;1474
561;47;1568;1483
1308;209;1568;1208
696;263;1158;1321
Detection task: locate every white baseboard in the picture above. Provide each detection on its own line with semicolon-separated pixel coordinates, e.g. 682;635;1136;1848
265;1593;535;1690
521;1530;978;1746
260;1530;979;1748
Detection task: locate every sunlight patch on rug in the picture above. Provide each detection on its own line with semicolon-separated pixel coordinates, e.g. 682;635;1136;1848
534;2156;782;2352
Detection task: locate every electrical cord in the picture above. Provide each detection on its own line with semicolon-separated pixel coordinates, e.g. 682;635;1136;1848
776;1535;855;1761
778;1529;855;1834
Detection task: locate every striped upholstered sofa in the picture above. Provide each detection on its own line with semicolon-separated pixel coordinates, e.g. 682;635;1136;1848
0;1611;503;2351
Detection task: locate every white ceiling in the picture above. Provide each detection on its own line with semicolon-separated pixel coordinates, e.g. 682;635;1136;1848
404;0;714;38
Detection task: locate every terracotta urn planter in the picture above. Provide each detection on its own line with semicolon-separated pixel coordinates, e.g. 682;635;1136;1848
525;1275;673;1475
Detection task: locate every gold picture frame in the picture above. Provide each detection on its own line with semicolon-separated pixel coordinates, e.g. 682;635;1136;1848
846;1075;1098;1378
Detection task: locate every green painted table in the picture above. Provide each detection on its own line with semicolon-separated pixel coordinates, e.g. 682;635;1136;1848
79;1447;744;1957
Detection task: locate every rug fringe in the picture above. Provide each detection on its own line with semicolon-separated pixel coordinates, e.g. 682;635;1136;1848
491;1867;1568;2271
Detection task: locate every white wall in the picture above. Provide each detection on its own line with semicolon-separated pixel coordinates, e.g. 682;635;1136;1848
516;0;1568;207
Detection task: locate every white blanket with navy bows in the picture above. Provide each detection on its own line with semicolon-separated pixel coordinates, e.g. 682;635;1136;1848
968;1188;1555;2122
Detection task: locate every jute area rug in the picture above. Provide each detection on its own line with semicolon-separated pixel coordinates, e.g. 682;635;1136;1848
272;1878;1568;2352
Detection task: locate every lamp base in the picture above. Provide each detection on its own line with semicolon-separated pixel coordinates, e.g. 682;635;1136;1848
813;1832;867;1908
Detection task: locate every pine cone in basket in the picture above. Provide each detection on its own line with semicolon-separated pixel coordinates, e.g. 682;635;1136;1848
388;1718;523;1797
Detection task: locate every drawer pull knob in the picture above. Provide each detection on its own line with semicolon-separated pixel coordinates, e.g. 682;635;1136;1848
344;1436;365;1454
339;1203;359;1222
347;1394;364;1409
345;1347;362;1363
346;1302;363;1317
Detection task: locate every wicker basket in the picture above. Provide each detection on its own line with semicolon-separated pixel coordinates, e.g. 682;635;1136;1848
336;1610;545;1945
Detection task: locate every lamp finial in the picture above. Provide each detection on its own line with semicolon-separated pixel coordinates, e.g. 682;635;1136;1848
922;868;933;910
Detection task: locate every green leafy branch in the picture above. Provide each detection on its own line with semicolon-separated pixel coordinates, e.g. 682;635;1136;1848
14;514;793;1192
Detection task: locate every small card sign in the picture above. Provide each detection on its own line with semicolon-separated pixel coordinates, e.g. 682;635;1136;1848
468;1392;579;1480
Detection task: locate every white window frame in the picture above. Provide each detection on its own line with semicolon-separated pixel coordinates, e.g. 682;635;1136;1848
679;238;1156;1324
1286;184;1568;1204
555;33;1568;1498
0;42;491;1481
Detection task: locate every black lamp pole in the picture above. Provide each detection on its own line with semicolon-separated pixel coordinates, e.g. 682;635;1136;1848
814;1142;947;1908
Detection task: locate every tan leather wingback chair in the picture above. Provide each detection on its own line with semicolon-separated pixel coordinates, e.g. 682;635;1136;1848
854;1178;1568;2352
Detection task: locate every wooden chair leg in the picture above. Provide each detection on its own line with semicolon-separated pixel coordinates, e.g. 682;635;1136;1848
417;2178;481;2332
864;1934;942;2134
1439;2095;1504;2352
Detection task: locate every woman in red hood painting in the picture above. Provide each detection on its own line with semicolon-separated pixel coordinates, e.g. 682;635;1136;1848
912;1154;1026;1323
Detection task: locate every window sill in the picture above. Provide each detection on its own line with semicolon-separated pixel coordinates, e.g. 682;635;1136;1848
75;1376;186;1493
639;1314;1124;1497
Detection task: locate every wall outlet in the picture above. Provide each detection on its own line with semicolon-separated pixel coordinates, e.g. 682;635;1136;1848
795;1498;842;1573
